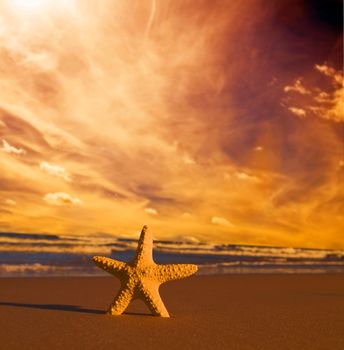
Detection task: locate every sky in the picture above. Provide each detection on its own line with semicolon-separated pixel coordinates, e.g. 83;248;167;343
0;0;343;248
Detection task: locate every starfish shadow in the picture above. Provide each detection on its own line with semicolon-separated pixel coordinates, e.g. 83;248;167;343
0;301;104;315
0;301;158;317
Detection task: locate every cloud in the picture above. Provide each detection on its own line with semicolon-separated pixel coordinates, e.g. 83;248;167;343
0;1;342;248
315;64;343;85
284;64;343;122
288;107;306;118
4;199;16;205
21;51;58;72
175;235;200;244
145;207;158;215
182;154;196;165
0;108;54;151
1;139;26;155
224;171;261;184
310;64;344;122
211;216;234;228
234;171;261;183
284;79;310;95
40;161;71;182
44;192;82;206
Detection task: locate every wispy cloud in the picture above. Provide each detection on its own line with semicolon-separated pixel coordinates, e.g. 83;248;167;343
284;64;343;122
145;207;158;215
284;79;310;95
211;217;234;228
311;64;344;122
44;192;82;206
182;154;196;165
234;171;261;183
40;161;71;182
315;64;343;85
288;107;306;118
1;139;26;155
224;171;261;184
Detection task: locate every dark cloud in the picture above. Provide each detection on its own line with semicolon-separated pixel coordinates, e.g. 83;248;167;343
0;108;52;153
305;0;343;29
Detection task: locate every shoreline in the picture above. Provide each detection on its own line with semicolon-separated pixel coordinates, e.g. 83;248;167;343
1;270;344;278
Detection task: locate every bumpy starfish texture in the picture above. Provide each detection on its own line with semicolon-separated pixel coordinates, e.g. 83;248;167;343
92;225;198;317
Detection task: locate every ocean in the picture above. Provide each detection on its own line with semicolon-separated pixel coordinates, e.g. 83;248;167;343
1;232;343;276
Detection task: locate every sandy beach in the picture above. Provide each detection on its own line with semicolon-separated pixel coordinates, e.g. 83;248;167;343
0;274;343;349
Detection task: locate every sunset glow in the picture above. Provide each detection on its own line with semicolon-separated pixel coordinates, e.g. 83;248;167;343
0;0;343;248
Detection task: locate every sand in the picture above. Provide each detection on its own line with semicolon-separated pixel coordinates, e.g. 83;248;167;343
0;274;343;349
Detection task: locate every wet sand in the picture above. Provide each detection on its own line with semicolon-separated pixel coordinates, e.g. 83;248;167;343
0;274;343;349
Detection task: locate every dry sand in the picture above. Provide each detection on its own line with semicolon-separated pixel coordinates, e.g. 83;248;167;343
0;274;343;349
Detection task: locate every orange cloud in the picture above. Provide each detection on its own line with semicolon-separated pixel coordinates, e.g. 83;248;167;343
145;207;158;215
211;217;234;228
4;199;16;206
284;64;344;122
40;162;71;182
315;64;343;85
1;139;26;155
288;107;306;118
44;192;82;206
284;79;311;95
0;0;342;248
312;64;344;122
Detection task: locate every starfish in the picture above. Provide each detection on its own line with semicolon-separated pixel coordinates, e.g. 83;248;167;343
92;225;198;317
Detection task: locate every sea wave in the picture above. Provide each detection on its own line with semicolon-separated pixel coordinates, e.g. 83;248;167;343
1;231;344;276
0;263;99;276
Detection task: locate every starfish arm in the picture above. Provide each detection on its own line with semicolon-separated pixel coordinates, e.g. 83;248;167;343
156;264;198;283
132;225;154;265
92;256;127;277
138;285;170;318
108;285;134;315
92;226;198;318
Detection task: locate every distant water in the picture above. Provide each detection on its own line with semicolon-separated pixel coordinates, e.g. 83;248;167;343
1;232;344;277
